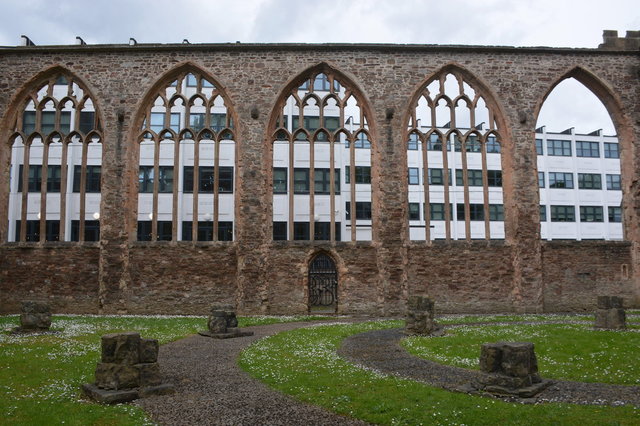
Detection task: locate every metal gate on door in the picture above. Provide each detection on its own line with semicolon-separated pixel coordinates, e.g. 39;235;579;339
308;253;337;310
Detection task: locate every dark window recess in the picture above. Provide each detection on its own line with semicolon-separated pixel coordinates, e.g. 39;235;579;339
427;134;450;151
576;141;600;158
293;168;309;194
137;221;172;241
456;204;485;221
79;111;95;134
487;170;502;187
139;166;174;193
294;222;309;240
535;138;543;155
345;166;371;184
71;220;100;241
547;139;572;156
345;202;372;220
314;168;340;194
183;166;233;193
455;169;483;186
15;220;59;242
578;173;602;190
346;133;371;149
580;206;604;222
486;136;501;153
539;205;547;222
606;174;621;190
604;143;620;159
273;168;287;193
18;165;61;192
608;206;622;223
428;168;451;186
409;203;420;220
408;168;420;185
538;172;545;188
181;221;233;241
22;111;36;134
273;221;287;240
548;172;573;189
314;222;341;241
429;203;453;221
73;165;101;192
550;205;575;222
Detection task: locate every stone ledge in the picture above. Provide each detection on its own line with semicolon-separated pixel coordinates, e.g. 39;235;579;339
81;383;139;405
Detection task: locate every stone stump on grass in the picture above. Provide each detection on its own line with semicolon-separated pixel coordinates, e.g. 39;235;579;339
472;342;552;397
594;296;626;330
82;332;174;404
198;305;254;339
11;301;52;333
404;296;444;336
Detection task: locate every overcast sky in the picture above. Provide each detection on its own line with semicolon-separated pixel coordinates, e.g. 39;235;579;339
1;0;637;134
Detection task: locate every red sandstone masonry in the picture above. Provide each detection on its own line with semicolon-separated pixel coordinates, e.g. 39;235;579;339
0;41;638;314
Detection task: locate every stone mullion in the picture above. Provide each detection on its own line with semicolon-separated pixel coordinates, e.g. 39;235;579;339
19;141;30;242
421;135;430;242
288;137;294;241
309;137;315;242
349;134;356;241
79;141;88;242
39;140;49;243
460;138;471;241
59;141;68;241
441;134;451;241
171;139;180;241
192;139;200;242
213;137;220;241
481;139;491;239
151;139;160;241
329;136;336;242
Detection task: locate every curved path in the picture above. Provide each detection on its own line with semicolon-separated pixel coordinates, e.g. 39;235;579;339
135;320;369;426
338;327;640;407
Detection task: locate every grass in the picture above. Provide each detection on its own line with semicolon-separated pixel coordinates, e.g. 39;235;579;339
239;320;640;425
0;314;329;426
437;313;594;325
403;323;640;385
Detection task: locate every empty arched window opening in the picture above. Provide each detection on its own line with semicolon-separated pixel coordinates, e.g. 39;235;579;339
7;73;102;242
137;71;235;242
407;70;504;242
272;70;373;242
536;77;621;241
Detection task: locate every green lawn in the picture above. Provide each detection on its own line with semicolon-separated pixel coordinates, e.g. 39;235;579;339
0;314;327;426
240;320;640;425
403;322;640;385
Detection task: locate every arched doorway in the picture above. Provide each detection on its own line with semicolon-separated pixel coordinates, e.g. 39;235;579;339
308;253;338;312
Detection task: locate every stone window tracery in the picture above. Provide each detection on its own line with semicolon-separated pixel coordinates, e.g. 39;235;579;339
271;71;373;242
137;71;235;242
407;70;504;241
7;72;102;242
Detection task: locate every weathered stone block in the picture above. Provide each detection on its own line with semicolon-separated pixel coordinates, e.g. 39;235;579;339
135;363;162;387
208;316;228;333
501;342;538;378
101;332;141;364
595;308;626;329
479;343;502;373
405;296;443;336
95;363;139;390
138;338;159;363
407;296;434;312
19;301;52;330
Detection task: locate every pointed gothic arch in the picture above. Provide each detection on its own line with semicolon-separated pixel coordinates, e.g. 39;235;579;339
268;63;376;242
1;66;103;243
131;63;239;242
404;64;507;242
534;66;632;241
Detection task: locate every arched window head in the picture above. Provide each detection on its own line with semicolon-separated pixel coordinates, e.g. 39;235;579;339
271;69;373;242
407;69;504;242
136;69;236;243
7;71;102;243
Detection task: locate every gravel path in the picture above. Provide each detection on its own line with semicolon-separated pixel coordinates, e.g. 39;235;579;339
338;327;640;407
135;321;369;426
